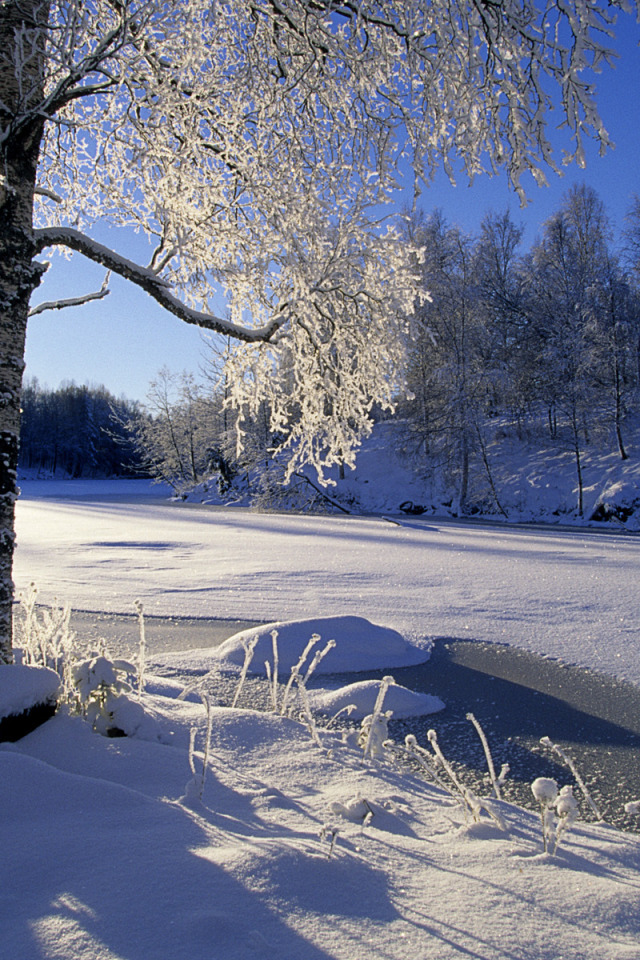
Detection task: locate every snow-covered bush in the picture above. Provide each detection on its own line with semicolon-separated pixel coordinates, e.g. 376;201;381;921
71;654;141;736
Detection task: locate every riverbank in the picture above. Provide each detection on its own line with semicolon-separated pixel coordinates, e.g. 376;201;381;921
65;609;640;832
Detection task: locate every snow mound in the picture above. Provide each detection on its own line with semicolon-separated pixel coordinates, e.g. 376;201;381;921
163;615;432;676
308;678;444;720
0;665;60;719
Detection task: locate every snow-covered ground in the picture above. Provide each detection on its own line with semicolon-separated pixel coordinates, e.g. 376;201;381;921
2;479;640;960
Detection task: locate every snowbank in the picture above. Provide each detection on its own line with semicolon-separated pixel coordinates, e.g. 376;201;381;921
157;616;432;676
309;678;445;719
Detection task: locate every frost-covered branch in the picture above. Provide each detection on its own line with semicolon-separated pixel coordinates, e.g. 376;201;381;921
28;270;111;316
33;227;286;343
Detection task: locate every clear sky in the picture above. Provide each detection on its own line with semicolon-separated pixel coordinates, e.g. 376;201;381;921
25;17;640;404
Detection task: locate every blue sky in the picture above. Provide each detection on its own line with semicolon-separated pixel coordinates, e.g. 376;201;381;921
26;19;640;403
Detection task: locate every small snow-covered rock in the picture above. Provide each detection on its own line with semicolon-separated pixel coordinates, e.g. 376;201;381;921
0;664;60;720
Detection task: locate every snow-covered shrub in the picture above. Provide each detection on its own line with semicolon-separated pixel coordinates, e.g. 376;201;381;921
72;654;137;735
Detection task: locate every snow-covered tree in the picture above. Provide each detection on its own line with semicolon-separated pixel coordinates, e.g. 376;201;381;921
0;0;635;661
521;184;613;514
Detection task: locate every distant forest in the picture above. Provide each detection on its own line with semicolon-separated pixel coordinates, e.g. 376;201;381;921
19;380;143;478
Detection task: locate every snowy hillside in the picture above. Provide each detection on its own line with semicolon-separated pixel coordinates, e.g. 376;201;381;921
180;415;640;529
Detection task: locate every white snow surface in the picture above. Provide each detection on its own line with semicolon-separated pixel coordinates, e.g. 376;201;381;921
2;689;640;960
3;479;640;960
0;664;60;718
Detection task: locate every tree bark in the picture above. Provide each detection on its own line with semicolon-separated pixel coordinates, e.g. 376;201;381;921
0;0;48;661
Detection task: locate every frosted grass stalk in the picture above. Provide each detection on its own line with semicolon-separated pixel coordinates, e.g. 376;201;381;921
531;777;558;853
188;727;197;776
134;598;146;700
200;693;213;798
294;674;323;749
232;634;259;708
363;675;394;760
302;638;336;686
404;734;457;795
467;712;502;799
269;629;279;712
540;736;602;820
280;634;321;717
326;703;357;729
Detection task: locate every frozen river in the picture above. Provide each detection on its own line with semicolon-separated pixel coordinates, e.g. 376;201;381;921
14;478;640;686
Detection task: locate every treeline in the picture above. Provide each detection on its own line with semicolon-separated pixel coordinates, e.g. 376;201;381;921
399;184;640;515
19;380;143;478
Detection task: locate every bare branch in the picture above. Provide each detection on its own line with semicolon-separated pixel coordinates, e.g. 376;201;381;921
33;227;285;343
34;186;62;203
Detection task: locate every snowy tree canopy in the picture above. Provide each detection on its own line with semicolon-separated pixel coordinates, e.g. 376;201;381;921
8;0;635;474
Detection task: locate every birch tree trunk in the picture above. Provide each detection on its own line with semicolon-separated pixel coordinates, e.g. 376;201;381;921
0;0;47;662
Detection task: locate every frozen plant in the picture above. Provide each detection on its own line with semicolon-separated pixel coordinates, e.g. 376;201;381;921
301;638;336;688
319;824;339;860
293;672;324;750
279;634;335;717
325;703;357;730
182;694;214;804
265;630;279;712
624;800;640;816
531;777;558;853
134;599;147;700
232;633;259;709
552;785;579;855
359;709;392;760
360;675;395;760
279;634;321;717
16;585;79;699
403;734;468;799
426;729;505;828
540;736;602;821
467;712;508;800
